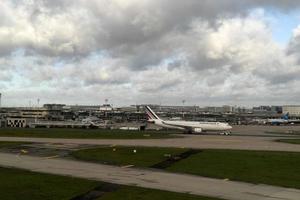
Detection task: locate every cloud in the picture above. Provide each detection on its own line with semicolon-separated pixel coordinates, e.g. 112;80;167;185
1;0;300;106
287;26;300;62
1;0;299;59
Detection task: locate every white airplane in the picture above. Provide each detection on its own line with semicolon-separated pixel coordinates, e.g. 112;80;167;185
266;114;289;125
266;112;300;125
145;106;232;134
82;116;105;127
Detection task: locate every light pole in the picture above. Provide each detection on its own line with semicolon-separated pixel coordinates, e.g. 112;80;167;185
182;100;186;119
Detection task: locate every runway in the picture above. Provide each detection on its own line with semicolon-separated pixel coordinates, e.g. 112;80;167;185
0;152;299;200
0;134;300;152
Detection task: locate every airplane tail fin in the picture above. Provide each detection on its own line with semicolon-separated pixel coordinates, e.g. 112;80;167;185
283;112;289;120
145;106;161;121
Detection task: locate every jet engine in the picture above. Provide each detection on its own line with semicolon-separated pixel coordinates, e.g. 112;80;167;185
193;128;202;133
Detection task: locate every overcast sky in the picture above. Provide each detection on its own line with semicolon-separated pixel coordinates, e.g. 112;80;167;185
1;0;300;107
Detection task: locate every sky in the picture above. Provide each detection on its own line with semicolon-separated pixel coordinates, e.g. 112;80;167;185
1;0;300;107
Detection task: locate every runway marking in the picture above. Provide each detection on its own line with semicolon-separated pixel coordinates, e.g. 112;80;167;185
44;155;60;159
245;192;289;200
121;165;134;168
197;139;241;143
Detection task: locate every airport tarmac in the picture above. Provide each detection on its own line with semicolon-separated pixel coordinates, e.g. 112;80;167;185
231;125;300;136
0;152;299;200
0;134;299;152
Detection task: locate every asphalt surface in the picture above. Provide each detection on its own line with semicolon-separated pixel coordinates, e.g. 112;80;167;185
1;126;300;153
0;152;299;200
0;134;300;152
231;125;300;136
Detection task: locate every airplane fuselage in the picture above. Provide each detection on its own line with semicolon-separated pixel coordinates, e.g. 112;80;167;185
267;119;288;124
152;119;232;132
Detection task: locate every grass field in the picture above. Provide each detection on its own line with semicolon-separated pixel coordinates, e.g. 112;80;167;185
277;139;300;144
266;131;300;135
0;141;29;148
0;167;99;200
72;147;300;189
71;146;187;167
167;149;300;189
99;186;221;200
0;128;179;139
0;167;222;200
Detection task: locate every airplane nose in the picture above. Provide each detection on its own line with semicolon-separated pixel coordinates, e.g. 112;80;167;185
222;123;232;130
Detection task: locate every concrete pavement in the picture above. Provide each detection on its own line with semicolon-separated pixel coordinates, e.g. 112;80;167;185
0;134;300;152
0;152;299;200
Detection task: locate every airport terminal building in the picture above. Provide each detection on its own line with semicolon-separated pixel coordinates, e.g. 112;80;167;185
283;105;300;116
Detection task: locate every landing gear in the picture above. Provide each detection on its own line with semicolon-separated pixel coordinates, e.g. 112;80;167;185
184;130;193;134
220;132;231;136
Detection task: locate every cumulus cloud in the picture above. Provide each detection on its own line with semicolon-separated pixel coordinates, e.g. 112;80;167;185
1;0;300;106
287;26;300;62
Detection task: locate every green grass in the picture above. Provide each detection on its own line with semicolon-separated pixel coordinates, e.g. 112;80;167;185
0;167;223;200
71;146;187;167
0;167;99;200
0;128;179;139
99;186;221;200
167;149;300;189
277;139;300;144
72;147;300;189
266;131;300;135
0;141;29;148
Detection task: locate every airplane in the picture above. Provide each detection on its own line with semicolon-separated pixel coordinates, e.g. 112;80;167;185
267;113;300;125
145;106;232;134
82;116;106;127
267;113;289;125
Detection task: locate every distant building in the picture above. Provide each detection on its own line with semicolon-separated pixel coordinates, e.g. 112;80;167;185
136;105;200;113
253;106;271;113
271;106;283;114
252;106;282;114
66;105;101;112
203;106;234;113
233;107;252;114
7;118;28;128
43;104;66;110
99;104;113;111
222;105;234;113
282;105;300;116
118;106;138;112
43;104;65;120
0;118;6;128
1;107;48;119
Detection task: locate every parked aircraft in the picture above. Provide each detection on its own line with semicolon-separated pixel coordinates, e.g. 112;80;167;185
267;113;289;125
267;113;300;125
